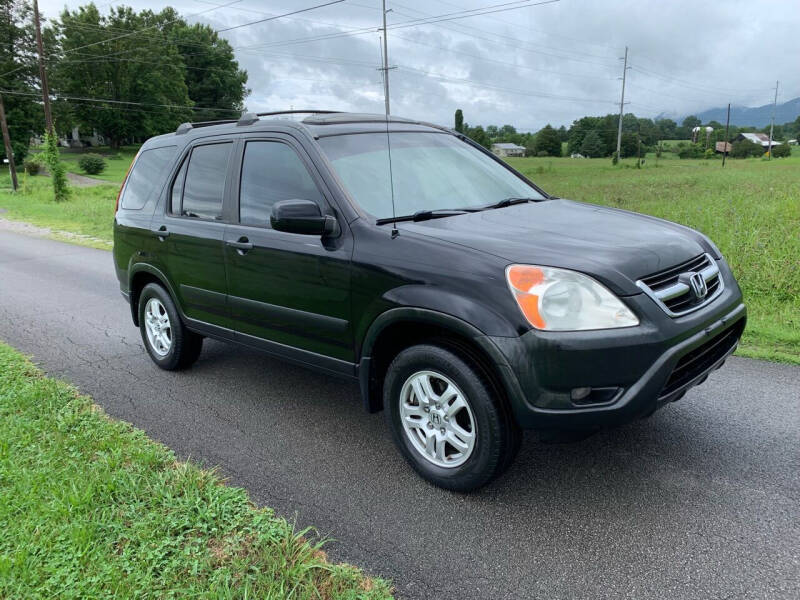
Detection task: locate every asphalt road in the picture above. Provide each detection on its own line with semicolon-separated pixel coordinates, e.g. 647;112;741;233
1;230;798;600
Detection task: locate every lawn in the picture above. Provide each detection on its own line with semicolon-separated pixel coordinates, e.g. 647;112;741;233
0;173;116;249
28;145;140;183
1;151;798;363
506;154;800;363
0;341;393;599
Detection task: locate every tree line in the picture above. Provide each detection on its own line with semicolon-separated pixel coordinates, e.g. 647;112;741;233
453;108;800;158
1;0;248;164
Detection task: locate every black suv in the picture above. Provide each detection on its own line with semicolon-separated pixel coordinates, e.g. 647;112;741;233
113;111;746;491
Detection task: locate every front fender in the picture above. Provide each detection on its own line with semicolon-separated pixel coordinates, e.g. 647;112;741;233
357;306;526;415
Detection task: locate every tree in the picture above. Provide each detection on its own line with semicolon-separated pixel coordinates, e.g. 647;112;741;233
0;0;41;165
454;109;464;133
159;12;249;122
656;118;678;140
682;115;701;129
464;124;489;149
579;130;604;157
53;5;194;148
534;124;561;157
619;132;638;158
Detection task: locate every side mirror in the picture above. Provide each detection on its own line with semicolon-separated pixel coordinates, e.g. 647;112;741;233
270;199;338;236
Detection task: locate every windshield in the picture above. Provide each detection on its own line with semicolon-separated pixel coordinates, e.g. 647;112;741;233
317;132;545;220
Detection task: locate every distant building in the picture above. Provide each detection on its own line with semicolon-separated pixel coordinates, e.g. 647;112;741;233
491;142;526;157
715;141;732;154
734;132;783;150
788;139;797;145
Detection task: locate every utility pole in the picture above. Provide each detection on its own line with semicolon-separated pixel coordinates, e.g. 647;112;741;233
0;95;19;191
615;46;629;161
722;102;730;168
380;0;391;116
32;0;54;135
767;80;778;160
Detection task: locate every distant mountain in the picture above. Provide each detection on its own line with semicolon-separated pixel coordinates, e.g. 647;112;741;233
691;97;800;127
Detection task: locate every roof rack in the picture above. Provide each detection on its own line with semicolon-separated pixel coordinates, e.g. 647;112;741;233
175;119;237;135
236;109;342;126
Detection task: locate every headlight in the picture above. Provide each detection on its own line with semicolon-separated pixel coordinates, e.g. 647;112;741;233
506;264;639;331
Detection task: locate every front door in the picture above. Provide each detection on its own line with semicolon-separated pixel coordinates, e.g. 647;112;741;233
223;136;353;371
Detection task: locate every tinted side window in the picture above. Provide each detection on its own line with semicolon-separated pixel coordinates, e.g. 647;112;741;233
180;142;233;220
120;146;176;210
239;141;324;227
170;158;187;215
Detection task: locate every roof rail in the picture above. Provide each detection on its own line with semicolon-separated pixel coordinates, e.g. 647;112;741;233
176;111;342;134
234;110;342;127
175;118;237;135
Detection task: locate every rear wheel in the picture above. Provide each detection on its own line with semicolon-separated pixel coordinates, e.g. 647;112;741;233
384;344;520;492
138;283;202;370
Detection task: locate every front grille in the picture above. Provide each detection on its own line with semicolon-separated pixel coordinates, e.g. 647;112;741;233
637;253;724;316
659;319;744;399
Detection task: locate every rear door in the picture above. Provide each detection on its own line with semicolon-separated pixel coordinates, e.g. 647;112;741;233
153;139;236;331
223;134;354;371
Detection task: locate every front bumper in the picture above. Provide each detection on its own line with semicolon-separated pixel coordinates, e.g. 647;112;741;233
489;258;746;430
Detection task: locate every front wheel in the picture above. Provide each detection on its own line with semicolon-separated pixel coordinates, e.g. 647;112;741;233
384;344;520;492
138;283;203;370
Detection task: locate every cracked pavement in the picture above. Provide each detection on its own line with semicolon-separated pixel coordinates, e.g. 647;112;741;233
1;231;798;599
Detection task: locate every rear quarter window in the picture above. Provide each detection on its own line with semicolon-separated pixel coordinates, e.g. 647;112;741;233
120;146;177;210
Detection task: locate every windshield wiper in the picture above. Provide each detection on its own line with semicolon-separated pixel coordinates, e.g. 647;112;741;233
376;208;474;225
481;197;540;210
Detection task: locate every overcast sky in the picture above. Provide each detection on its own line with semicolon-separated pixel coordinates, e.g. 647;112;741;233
37;0;800;131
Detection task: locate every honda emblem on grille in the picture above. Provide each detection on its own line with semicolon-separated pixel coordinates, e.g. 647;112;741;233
688;272;708;300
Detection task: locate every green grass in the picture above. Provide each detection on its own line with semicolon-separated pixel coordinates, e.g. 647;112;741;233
506;154;800;363
0;342;393;599
0;173;116;249
29;145;139;183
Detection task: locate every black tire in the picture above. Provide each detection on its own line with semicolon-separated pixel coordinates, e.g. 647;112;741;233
383;344;520;492
138;283;203;370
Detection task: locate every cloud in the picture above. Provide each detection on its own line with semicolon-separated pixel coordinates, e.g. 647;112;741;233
39;0;800;130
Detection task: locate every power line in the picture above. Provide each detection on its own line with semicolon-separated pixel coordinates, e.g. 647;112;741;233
390;32;616;81
215;0;345;33
60;0;242;56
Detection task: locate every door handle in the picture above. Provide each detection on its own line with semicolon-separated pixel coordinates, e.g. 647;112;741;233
226;238;253;254
152;226;169;240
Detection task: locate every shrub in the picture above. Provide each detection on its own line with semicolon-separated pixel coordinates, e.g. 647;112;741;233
678;143;704;159
771;143;791;158
704;148;716;160
536;150;549;157
78;153;106;175
42;130;69;202
730;139;764;159
23;157;41;175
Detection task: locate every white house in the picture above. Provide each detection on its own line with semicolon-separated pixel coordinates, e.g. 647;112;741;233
491;142;526;157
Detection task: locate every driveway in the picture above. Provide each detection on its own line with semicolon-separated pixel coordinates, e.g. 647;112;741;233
1;231;798;599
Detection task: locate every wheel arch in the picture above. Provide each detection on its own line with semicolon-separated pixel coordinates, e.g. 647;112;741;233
358;308;524;419
128;264;179;327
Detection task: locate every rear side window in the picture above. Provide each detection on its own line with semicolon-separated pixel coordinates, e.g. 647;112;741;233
120;146;176;210
239;141;324;227
174;142;233;220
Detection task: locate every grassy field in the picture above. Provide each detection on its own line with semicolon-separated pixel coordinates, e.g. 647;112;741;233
506;154;800;363
0;341;393;599
1;152;798;363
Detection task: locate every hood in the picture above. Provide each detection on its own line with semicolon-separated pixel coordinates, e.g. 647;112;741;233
397;199;712;295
